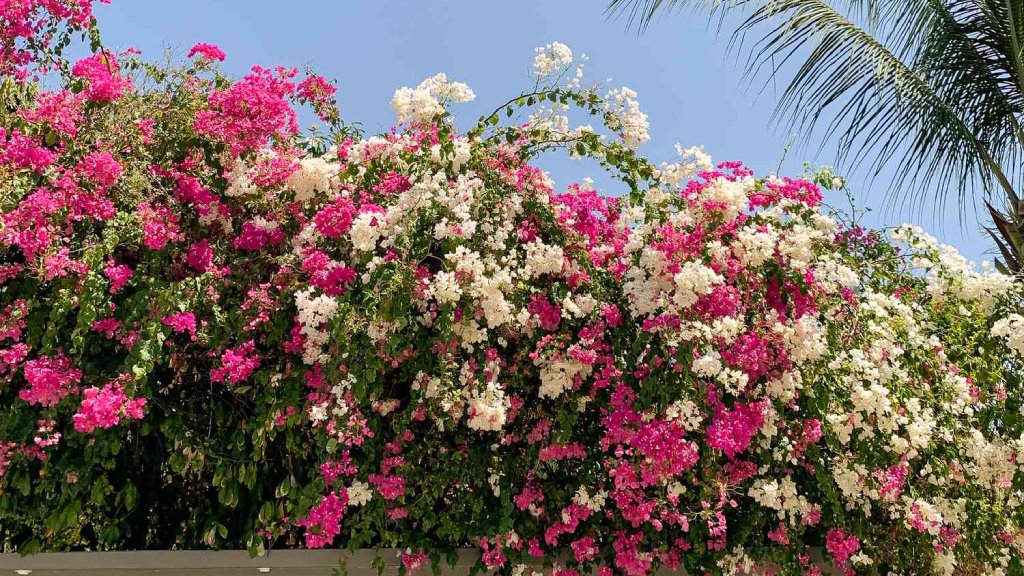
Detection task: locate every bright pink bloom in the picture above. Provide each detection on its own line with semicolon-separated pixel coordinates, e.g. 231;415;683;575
372;171;411;196
825;528;861;567
19;353;81;406
768;522;790;545
136;118;155;143
78;149;122;188
0;0;109;77
313;196;356;238
570;536;598;563
0;128;57;172
187;42;225;62
631;419;699;485
0;442;17;478
721;331;774;382
43;247;88;280
302;251;355;296
706;401;765;458
173;173;216;205
137;203;182;250
186;240;214;272
0;264;22;285
210;341;260;384
91;317;120;339
612;532;652;576
297;73;338;121
103;260;133;293
194;65;298;155
19;90;84;137
514;482;544;511
0;344;29;377
752;177;823;208
369;473;405;500
162;312;197;338
71;51;133;102
249;149;299;187
874;463;909;500
538;442;587;462
233;220;283;251
400;551;429;575
527;295;562;331
0;300;28;341
72;378;146;433
320;454;356;485
297;490;348;548
480;539;507;569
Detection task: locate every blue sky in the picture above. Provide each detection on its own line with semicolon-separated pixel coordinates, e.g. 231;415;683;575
93;0;992;261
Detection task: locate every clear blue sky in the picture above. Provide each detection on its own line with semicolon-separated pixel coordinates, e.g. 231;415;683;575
93;0;992;262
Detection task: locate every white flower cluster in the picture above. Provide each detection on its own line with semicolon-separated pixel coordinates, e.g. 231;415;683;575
347;480;373;507
537;354;592;399
603;87;650;149
225;161;258;197
665;399;703;431
391;72;475;124
962;429;1018;489
893;224;1015;310
991;313;1024;357
672;261;723;309
930;247;1014;310
294;288;338;365
734;225;777;267
747;477;812;523
349;212;383;252
776;315;827;364
656;144;713;187
524;241;564;278
532;41;573;78
286;155;338;202
466;381;508;431
572;486;608;512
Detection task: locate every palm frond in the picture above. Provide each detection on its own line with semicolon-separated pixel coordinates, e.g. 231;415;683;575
607;0;674;28
987;200;1024;273
742;0;1019;212
607;0;721;29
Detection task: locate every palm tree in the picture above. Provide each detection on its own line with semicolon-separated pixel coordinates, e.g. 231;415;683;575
608;0;1024;275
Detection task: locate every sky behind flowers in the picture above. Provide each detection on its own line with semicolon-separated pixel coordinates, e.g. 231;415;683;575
94;0;991;260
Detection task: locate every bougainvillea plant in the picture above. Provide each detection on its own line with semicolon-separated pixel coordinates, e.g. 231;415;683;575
1;4;1024;576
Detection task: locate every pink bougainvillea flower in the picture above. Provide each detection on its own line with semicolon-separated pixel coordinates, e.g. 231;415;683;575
18;90;84;138
297;73;338;122
19;353;82;407
210;341;260;384
137;202;182;250
162;312;197;338
78;149;123;188
194;65;298;155
296;490;348;548
186;239;214;272
187;42;226;62
71;51;133;102
73;377;146;433
103;260;133;293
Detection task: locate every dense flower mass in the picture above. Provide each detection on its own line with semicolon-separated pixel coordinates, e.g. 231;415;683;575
0;0;107;78
1;6;1024;576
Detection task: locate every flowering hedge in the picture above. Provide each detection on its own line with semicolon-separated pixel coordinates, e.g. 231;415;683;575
2;4;1024;576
